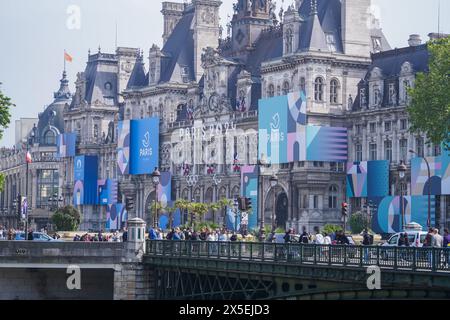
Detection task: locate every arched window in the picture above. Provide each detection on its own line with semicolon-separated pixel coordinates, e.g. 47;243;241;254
300;77;306;92
43;130;56;145
330;79;339;104
285;28;293;54
268;84;275;98
328;185;338;209
93;124;99;139
314;77;324;101
125;108;131;119
282;81;290;95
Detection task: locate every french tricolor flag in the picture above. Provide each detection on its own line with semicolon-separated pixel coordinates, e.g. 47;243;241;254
26;151;32;164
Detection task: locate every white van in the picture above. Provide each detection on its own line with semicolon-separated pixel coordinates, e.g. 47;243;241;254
382;231;428;248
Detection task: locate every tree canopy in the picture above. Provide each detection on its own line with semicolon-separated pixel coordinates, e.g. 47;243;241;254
0;84;14;192
51;206;81;231
407;36;450;149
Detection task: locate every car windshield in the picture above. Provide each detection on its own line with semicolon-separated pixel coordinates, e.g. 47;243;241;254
420;234;427;243
407;234;415;243
389;235;399;244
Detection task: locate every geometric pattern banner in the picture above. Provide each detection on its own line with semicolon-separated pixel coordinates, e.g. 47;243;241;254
106;203;128;231
370;195;436;234
258;91;348;164
306;126;348;162
117;120;130;175
411;156;443;196
346;162;368;197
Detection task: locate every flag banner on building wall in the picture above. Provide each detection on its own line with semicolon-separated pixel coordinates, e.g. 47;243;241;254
156;172;175;230
98;179;118;205
129;117;160;175
73;155;98;205
258;91;347;164
56;133;76;158
347;160;389;198
106;203;127;231
369;196;436;234
117;120;130;175
241;165;259;231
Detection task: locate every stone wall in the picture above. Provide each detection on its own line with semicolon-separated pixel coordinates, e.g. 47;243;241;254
0;268;114;300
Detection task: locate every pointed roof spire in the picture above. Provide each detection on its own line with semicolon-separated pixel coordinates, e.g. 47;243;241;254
54;70;71;101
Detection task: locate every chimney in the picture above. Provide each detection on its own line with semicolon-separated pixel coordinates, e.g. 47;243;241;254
408;34;422;46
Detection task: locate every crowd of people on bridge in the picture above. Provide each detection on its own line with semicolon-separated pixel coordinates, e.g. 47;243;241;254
72;230;126;242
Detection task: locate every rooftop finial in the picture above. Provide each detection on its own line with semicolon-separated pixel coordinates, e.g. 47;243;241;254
310;0;317;16
88;48;91;56
98;46;101;53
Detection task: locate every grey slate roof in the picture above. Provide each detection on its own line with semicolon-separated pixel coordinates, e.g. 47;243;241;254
159;10;195;84
352;44;429;111
298;0;343;53
85;61;118;106
127;57;147;89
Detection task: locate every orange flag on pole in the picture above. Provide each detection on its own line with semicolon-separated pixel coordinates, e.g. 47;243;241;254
64;51;73;62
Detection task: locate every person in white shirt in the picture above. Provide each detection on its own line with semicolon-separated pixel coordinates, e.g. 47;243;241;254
314;227;324;245
323;233;332;245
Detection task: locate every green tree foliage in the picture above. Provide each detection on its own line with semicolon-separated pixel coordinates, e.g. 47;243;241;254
323;224;343;235
407;36;450;149
51;206;81;231
349;212;370;234
0;84;14;192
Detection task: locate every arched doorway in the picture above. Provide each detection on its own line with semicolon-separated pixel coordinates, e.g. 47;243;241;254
275;193;289;229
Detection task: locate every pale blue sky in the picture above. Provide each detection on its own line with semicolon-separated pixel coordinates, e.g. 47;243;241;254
0;0;448;147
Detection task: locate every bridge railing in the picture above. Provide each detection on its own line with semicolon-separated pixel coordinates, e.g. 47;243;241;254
146;240;450;273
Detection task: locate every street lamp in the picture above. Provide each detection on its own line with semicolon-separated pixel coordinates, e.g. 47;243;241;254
257;154;268;231
409;149;431;228
397;160;407;231
269;174;278;229
151;167;161;228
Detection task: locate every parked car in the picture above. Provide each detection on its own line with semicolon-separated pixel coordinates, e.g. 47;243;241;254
15;232;64;242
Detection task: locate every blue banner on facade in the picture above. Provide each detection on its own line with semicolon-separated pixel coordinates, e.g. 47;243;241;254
98;179;118;205
241;165;259;231
73;155;98;205
57;133;76;158
129;118;160;175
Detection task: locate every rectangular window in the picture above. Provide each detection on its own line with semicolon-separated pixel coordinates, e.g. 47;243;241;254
326;33;337;52
434;145;442;157
297;161;305;167
400;139;408;161
313;196;319;209
355;124;362;135
400;119;408;130
355;144;363;162
313;162;324;167
416;138;424;157
303;195;308;209
384;140;392;162
369;123;376;133
384;121;391;132
369;143;377;161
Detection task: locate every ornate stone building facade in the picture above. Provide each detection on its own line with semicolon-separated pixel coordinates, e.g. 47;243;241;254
0;72;71;230
121;0;393;231
2;0;447;232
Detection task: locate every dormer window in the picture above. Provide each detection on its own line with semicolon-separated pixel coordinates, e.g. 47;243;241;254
181;66;190;83
282;81;290;95
326;33;337;52
285;28;294;54
372;37;382;53
268;84;275;97
388;83;396;105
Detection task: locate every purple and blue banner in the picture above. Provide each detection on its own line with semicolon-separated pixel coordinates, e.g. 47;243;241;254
117;120;130;175
347;161;389;198
73;155;98;205
306;126;348;162
370;195;436;234
241;165;259;231
258;91;348;164
57;133;76;158
106;204;128;231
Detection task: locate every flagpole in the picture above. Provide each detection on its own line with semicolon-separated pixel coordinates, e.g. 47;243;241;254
64;50;66;72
